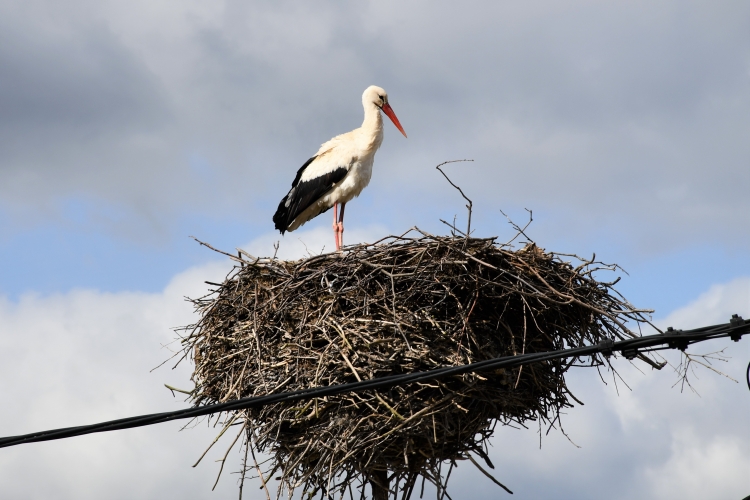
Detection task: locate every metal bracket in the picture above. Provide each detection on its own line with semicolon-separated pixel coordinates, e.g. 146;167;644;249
598;338;615;358
729;314;746;342
664;326;688;351
622;348;638;360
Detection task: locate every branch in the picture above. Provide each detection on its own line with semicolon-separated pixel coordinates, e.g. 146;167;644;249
499;208;534;246
466;455;513;494
435;160;474;237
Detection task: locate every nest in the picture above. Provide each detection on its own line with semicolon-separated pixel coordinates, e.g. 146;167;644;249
178;230;653;499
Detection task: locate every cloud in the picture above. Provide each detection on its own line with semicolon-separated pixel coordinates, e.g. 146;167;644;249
644;429;750;500
0;226;389;499
0;258;245;499
1;221;748;499
243;223;391;260
441;276;750;499
659;276;750;329
0;2;171;213
2;1;748;496
0;0;748;254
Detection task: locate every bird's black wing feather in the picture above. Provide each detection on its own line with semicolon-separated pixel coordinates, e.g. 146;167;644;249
290;156;317;188
273;156;348;234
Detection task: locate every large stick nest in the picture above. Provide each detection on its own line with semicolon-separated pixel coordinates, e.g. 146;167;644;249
179;229;653;499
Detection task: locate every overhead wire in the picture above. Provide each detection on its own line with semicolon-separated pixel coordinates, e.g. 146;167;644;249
0;315;747;450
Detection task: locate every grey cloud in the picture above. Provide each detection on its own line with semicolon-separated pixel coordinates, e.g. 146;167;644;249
0;25;164;133
0;17;171;195
0;0;748;252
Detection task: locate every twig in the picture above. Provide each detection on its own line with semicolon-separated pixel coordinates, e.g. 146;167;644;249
164;383;194;396
466;455;513;495
193;412;242;467
499;208;533;246
248;421;272;500
191;236;247;264
435;160;474;237
212;424;246;490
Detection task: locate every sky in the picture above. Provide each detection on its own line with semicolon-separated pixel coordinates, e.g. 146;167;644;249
0;0;749;498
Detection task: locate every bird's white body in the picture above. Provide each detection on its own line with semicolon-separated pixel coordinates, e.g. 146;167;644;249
273;85;406;250
288;103;384;231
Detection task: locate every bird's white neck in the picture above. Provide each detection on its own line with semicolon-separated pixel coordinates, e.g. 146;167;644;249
360;102;384;150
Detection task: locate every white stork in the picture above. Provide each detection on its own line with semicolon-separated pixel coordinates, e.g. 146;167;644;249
273;85;407;251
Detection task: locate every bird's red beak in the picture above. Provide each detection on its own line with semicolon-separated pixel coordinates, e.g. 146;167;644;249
381;103;407;138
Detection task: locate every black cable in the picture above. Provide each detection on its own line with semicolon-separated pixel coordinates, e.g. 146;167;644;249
0;315;747;450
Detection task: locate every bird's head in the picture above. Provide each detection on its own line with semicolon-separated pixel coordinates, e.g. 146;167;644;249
363;85;407;138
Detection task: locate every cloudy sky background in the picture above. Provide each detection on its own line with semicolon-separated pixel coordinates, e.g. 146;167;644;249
1;0;749;498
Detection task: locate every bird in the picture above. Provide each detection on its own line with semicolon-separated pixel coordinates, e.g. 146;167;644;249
273;85;407;252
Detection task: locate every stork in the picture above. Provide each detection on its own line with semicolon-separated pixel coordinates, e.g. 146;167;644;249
273;85;407;251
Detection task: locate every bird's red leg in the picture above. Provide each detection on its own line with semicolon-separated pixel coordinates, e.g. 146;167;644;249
337;202;346;250
332;202;340;251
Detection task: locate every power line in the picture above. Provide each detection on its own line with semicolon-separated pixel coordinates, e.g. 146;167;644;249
0;315;747;450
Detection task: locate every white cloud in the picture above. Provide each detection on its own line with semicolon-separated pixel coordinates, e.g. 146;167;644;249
0;258;247;499
443;277;750;499
0;223;748;499
645;428;750;500
659;277;750;329
0;226;391;499
243;223;391;260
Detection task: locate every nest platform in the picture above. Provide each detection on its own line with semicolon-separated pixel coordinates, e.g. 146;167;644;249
179;230;653;499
